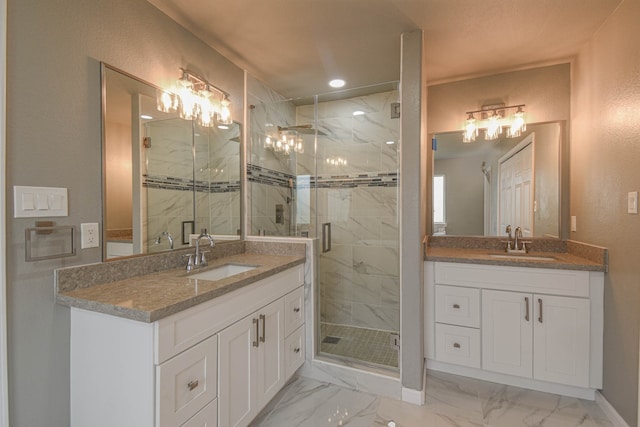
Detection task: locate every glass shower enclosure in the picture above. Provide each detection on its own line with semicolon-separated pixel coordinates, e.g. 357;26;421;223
248;78;400;370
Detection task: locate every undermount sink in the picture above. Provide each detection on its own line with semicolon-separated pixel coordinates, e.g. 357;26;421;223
187;264;258;281
488;254;557;261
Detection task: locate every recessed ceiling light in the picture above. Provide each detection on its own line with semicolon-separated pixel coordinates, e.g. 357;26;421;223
352;110;365;116
329;79;345;88
386;140;396;145
140;114;153;120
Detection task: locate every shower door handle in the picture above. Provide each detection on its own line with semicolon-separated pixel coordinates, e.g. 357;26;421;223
322;222;332;253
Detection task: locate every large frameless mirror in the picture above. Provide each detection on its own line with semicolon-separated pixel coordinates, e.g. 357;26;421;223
102;64;241;260
432;121;566;238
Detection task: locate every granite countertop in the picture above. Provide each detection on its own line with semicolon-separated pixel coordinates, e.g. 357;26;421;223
425;246;606;272
56;252;305;323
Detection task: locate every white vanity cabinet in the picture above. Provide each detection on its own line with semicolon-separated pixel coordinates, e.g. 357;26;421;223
70;264;304;427
482;290;590;386
218;298;285;427
425;261;604;399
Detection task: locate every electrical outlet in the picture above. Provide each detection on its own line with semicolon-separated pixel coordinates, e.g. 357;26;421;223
81;223;100;249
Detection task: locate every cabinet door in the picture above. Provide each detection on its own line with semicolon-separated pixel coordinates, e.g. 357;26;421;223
218;314;258;427
482;289;533;378
533;295;590;387
257;298;285;410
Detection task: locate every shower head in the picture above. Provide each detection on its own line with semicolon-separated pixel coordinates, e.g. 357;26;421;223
278;124;327;136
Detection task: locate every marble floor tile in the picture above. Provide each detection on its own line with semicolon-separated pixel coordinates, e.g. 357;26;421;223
252;372;617;427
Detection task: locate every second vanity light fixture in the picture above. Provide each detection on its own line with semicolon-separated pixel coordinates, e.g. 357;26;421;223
156;68;232;128
463;104;526;143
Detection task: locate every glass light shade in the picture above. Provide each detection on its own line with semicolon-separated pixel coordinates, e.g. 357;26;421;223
177;78;198;120
485;113;502;140
156;90;177;113
462;114;477;143
218;97;233;125
507;108;526;138
198;89;216;128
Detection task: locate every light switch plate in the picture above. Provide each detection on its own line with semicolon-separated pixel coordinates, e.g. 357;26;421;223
571;216;577;232
14;186;68;218
628;192;638;214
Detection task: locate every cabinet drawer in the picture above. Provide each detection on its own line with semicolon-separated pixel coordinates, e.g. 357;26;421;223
435;285;480;328
435;324;480;368
156;265;304;363
157;336;217;427
285;325;305;380
181;399;217;427
435;262;590;297
284;286;304;336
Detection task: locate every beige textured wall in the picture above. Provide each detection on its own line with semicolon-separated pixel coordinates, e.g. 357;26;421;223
427;63;570;134
6;0;243;425
571;0;640;424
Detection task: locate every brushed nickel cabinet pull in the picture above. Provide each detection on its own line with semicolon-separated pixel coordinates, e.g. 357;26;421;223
187;379;199;391
259;314;266;343
538;298;543;323
253;318;259;347
453;303;460;309
525;297;530;321
453;342;461;349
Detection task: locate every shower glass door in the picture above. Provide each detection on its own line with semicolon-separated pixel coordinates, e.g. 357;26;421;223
314;84;400;370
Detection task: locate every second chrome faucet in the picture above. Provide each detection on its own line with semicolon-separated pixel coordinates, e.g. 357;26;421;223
504;225;530;253
185;229;216;271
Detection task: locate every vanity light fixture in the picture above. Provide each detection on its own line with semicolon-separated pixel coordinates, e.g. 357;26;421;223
462;104;526;143
263;126;305;156
156;68;233;128
326;156;347;167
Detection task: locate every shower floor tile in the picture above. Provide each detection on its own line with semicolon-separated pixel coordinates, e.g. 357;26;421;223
319;323;399;368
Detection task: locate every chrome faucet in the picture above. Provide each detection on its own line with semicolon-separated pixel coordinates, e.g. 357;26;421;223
514;226;522;251
194;229;215;267
155;231;174;249
503;225;530;253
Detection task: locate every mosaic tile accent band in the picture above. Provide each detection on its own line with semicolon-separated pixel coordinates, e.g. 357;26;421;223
143;174;241;194
247;163;398;189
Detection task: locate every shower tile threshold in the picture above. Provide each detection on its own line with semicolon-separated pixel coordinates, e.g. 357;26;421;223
319;323;399;369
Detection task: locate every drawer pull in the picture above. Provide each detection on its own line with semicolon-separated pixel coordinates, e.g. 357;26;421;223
524;297;530;322
187;379;199;391
453;342;461;349
253;318;259;347
538;298;543;323
259;314;266;343
294;347;301;354
452;303;460;309
293;307;301;313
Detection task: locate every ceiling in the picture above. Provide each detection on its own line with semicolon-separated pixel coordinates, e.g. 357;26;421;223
147;0;622;100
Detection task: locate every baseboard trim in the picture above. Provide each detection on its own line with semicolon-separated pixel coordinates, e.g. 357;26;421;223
401;363;427;405
401;386;425;405
595;391;631;427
